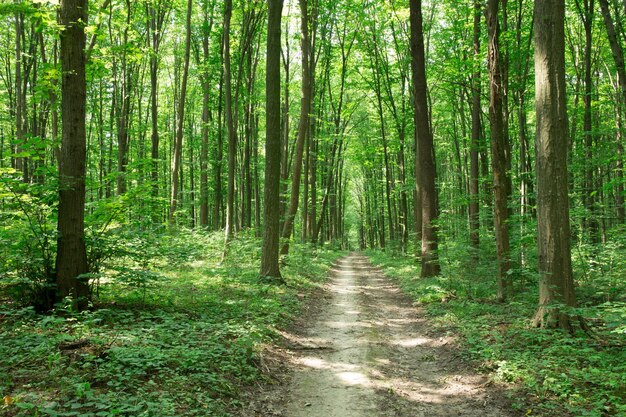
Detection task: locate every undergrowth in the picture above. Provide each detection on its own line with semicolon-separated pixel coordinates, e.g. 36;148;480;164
366;238;626;417
0;229;344;416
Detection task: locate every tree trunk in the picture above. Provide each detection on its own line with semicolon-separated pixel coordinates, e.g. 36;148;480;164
15;11;27;182
599;0;626;223
147;0;169;210
224;0;236;241
487;0;512;300
116;0;133;196
533;0;580;331
56;0;89;310
168;0;192;223
410;0;440;277
214;58;225;230
260;0;284;279
577;0;598;242
200;19;211;227
281;0;313;255
469;0;481;254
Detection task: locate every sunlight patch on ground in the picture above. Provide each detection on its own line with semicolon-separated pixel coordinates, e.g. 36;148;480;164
300;356;327;369
391;337;430;347
337;371;371;386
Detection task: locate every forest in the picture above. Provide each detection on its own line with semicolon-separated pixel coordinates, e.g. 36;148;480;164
1;0;626;415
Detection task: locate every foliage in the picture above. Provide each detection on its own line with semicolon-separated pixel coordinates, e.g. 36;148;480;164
0;230;344;416
367;237;626;417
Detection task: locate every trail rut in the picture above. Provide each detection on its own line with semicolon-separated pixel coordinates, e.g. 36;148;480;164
240;253;515;416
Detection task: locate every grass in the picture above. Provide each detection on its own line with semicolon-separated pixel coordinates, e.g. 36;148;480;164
0;229;344;416
366;241;626;417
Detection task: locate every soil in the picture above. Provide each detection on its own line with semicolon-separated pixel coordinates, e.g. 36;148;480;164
237;253;517;416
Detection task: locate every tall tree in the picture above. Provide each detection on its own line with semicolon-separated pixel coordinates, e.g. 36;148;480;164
146;0;171;211
575;0;598;242
280;0;313;255
487;0;512;300
469;0;481;253
410;0;440;277
223;0;236;242
168;0;193;223
260;0;283;279
533;0;580;330
599;0;626;223
198;0;216;227
56;0;89;309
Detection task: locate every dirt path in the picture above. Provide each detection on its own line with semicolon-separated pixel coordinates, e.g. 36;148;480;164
240;254;515;416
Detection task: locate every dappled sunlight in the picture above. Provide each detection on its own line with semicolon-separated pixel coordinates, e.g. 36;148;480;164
391;337;431;347
281;254;502;417
337;371;371;386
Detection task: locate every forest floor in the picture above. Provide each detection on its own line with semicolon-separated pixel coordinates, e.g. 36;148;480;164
236;253;516;417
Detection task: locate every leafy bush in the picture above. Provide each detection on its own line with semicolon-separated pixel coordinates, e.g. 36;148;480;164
0;232;344;416
368;243;626;416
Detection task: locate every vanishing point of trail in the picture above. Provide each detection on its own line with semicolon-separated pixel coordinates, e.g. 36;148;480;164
242;254;513;416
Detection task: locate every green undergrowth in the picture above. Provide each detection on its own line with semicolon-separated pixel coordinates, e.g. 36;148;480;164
366;248;626;417
1;229;344;417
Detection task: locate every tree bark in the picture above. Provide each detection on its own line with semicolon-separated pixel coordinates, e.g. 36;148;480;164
147;0;170;216
533;0;580;330
576;0;598;242
487;0;512;300
599;0;626;223
200;20;211;227
223;0;236;241
469;0;481;253
56;0;90;310
260;0;284;279
168;0;192;223
280;0;313;255
410;0;440;277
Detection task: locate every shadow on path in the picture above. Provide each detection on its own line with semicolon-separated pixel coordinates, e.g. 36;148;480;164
239;253;515;417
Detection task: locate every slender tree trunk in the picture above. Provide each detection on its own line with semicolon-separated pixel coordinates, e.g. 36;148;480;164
410;0;440;276
469;0;481;253
280;23;290;231
224;0;236;241
577;0;598;242
147;1;168;209
168;0;192;223
599;0;626;223
260;0;284;279
56;0;89;310
281;0;313;254
200;22;211;227
533;0;581;331
487;0;512;300
116;0;133;196
253;114;261;235
214;60;225;230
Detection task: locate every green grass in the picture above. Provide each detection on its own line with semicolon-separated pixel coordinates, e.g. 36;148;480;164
366;247;626;417
0;229;344;416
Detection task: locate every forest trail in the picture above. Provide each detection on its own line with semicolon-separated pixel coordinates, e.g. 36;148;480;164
239;254;514;417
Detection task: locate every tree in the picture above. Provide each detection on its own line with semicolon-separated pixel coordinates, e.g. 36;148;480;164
410;0;440;277
532;0;580;330
575;0;598;242
280;0;313;255
469;0;481;254
486;0;512;300
56;0;89;309
260;0;283;279
599;0;626;223
168;0;193;223
223;0;236;242
146;0;171;213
